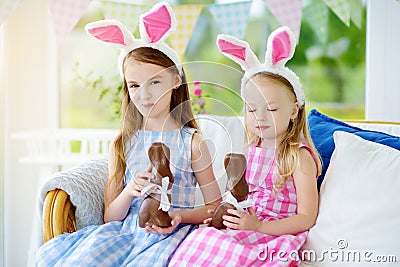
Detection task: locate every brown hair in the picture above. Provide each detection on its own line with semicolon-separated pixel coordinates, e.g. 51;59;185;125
244;72;321;192
105;47;198;206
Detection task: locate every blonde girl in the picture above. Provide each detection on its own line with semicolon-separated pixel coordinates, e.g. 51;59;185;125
170;26;321;267
36;3;220;266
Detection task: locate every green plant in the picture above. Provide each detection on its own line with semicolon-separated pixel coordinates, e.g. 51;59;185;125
72;61;123;119
190;81;209;114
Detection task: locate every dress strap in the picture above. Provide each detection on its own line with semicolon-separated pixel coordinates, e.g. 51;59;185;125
182;126;197;135
299;142;319;179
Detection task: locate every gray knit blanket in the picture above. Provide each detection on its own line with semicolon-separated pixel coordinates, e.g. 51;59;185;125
36;156;109;247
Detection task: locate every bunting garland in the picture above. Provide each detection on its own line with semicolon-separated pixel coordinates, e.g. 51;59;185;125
169;5;203;58
263;0;303;42
323;0;350;27
100;1;146;33
49;0;93;45
0;0;24;25
303;0;329;44
1;0;362;48
350;0;362;29
208;1;252;39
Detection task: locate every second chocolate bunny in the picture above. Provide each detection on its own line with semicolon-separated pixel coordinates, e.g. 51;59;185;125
211;153;250;229
138;142;174;228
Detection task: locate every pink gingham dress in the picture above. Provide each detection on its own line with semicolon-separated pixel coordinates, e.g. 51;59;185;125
169;142;318;267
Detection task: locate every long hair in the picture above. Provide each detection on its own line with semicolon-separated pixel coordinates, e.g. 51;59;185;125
105;47;198;206
244;72;321;192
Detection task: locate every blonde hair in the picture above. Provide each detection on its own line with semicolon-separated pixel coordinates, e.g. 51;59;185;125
105;47;198;207
244;72;321;192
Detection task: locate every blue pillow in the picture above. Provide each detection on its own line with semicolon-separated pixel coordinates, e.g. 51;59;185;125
307;109;400;189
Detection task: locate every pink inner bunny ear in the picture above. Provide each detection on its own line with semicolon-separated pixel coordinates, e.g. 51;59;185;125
87;25;126;45
217;39;246;61
271;31;292;65
142;4;171;43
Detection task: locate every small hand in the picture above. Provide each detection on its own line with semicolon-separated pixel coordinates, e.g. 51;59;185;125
145;211;182;234
222;207;260;231
125;165;155;197
203;209;214;226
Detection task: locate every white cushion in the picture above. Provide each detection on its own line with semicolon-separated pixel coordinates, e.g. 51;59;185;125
300;131;400;266
350;122;400;137
194;115;245;206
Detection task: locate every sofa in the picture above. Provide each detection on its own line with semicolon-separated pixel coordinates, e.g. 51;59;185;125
38;110;400;266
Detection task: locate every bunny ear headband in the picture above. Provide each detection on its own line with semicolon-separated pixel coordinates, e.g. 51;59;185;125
217;26;305;106
85;2;182;78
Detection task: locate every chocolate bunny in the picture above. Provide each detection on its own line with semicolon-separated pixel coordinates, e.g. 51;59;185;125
212;153;251;229
138;142;174;228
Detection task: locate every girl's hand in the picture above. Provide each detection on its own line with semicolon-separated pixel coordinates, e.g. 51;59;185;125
203;209;215;226
222;207;260;231
124;165;155;197
145;211;182;234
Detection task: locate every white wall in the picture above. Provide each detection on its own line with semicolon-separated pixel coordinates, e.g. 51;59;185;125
366;0;400;121
1;24;5;267
3;0;58;266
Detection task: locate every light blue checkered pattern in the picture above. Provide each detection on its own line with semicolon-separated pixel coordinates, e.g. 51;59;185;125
125;127;196;210
208;1;252;39
35;127;197;267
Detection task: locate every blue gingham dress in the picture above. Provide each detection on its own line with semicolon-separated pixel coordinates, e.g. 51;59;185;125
35;127;198;267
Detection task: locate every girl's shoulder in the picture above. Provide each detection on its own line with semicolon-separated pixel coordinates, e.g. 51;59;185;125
181;126;197;135
188;127;202;147
297;141;319;178
181;126;198;145
298;141;316;159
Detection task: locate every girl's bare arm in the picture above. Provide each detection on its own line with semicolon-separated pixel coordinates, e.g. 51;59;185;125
103;144;153;223
177;133;222;224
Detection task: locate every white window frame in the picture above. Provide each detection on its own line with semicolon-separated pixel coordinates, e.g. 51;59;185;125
366;0;400;121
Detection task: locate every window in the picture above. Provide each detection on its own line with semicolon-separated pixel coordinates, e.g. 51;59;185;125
59;0;366;129
59;2;119;129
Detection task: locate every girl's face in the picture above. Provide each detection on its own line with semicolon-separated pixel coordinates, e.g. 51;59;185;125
243;76;299;147
124;58;181;121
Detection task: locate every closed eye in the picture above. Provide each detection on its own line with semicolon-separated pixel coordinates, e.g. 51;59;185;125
247;108;256;112
150;80;161;85
128;83;140;89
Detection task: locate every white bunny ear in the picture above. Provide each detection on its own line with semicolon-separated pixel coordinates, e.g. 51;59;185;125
265;26;296;68
263;26;305;106
85;3;183;78
216;34;260;72
217;27;304;106
85;19;135;50
139;1;176;44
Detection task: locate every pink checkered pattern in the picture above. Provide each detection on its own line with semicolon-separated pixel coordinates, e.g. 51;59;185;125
170;227;307;266
263;0;302;42
246;145;298;221
49;0;92;44
169;143;316;266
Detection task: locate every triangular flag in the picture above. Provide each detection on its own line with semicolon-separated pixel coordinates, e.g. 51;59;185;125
169;5;203;58
323;0;350;27
208;1;252;39
263;0;303;42
0;0;24;25
100;1;146;33
350;0;362;29
49;0;93;45
303;0;329;44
